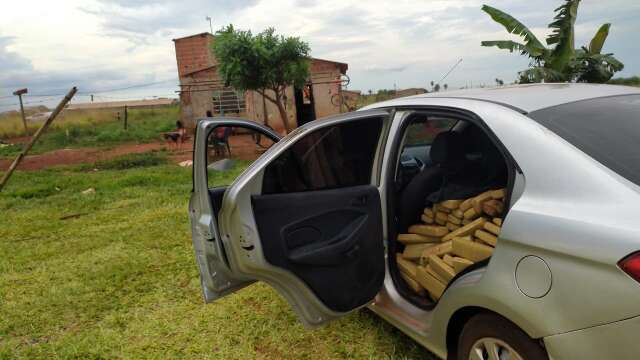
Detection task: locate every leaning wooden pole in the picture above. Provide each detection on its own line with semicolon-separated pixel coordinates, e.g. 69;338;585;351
17;94;28;134
0;87;77;192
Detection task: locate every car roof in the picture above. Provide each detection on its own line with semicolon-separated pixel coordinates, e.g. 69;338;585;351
364;83;640;114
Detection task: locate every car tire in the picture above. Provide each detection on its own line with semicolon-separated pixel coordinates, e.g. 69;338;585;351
457;313;548;360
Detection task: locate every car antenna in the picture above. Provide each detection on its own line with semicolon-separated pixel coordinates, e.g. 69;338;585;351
436;58;463;86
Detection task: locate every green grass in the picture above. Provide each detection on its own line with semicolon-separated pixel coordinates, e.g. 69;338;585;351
0;162;435;359
0;107;178;158
77;151;170;171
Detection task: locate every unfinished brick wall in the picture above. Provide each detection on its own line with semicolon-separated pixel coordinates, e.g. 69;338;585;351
174;33;216;78
174;33;349;131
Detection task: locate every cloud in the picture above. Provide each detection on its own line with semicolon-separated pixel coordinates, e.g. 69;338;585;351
1;0;638;106
81;0;259;38
363;64;410;73
0;36;33;74
0;32;177;110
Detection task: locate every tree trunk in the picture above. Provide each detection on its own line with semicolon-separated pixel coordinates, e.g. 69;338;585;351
274;91;291;134
261;90;269;127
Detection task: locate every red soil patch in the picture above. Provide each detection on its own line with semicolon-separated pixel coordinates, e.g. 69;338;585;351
0;134;266;171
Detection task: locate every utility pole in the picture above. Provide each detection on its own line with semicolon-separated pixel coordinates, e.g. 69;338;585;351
206;16;213;34
13;88;28;135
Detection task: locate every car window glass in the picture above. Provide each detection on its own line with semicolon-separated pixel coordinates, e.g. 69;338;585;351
528;94;640;187
262;117;384;194
206;125;276;188
400;115;457;168
404;116;456;147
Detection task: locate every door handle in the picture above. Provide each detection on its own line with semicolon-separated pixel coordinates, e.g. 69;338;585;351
344;244;360;259
351;195;368;207
287;215;367;266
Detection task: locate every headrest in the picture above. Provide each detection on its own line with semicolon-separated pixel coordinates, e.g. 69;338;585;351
430;131;465;165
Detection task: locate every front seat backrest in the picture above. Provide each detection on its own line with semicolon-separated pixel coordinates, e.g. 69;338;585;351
430;131;466;169
398;131;463;231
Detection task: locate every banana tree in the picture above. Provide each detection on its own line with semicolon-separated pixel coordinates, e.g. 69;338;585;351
574;24;625;83
481;0;623;83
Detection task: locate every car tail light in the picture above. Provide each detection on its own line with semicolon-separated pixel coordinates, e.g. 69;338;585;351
619;252;640;283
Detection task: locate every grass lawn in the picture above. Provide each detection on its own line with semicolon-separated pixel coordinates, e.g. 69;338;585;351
0;159;435;359
0;107;178;158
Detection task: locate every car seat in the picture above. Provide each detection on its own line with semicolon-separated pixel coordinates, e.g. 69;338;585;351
398;128;509;233
398;131;467;232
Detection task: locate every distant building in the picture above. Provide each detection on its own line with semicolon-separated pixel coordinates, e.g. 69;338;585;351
173;32;349;132
395;88;428;98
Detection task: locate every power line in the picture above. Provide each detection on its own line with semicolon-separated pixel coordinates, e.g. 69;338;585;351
0;92;179;111
0;98;53;109
0;78;179;112
1;78;179;100
79;79;178;94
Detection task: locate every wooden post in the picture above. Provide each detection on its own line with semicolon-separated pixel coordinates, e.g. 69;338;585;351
123;105;128;130
18;94;27;134
13;88;28;135
0;87;77;192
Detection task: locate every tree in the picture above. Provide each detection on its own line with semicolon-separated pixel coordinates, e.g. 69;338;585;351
213;25;310;133
481;1;623;83
574;24;624;83
495;78;504;86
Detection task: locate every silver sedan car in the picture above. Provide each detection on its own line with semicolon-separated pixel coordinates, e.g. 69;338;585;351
189;83;640;360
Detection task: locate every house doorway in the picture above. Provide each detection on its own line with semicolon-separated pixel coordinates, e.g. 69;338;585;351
294;83;316;127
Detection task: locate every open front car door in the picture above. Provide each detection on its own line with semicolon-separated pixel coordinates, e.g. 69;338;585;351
193;109;392;327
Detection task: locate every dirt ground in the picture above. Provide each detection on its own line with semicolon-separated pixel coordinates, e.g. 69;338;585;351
0;134;266;171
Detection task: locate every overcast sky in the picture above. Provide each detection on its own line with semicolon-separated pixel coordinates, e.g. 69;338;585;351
1;0;638;110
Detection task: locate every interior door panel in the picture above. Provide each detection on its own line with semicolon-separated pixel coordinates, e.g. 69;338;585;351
251;185;384;312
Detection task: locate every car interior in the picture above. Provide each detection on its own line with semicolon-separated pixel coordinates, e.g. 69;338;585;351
388;112;511;308
203;113;512;311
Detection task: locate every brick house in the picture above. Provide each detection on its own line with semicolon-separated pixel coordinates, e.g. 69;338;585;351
173;32;349;133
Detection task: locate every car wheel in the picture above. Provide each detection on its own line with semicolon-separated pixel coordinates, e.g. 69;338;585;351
457;313;547;360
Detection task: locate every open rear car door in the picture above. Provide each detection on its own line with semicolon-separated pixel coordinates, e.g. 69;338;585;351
190;110;391;327
190;119;282;301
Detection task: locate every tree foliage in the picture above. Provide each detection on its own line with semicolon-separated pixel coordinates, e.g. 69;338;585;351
481;1;624;83
213;25;310;133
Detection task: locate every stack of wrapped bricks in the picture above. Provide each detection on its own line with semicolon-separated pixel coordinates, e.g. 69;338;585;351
396;188;506;301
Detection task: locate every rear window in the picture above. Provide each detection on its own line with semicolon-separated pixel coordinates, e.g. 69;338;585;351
528;94;640;186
